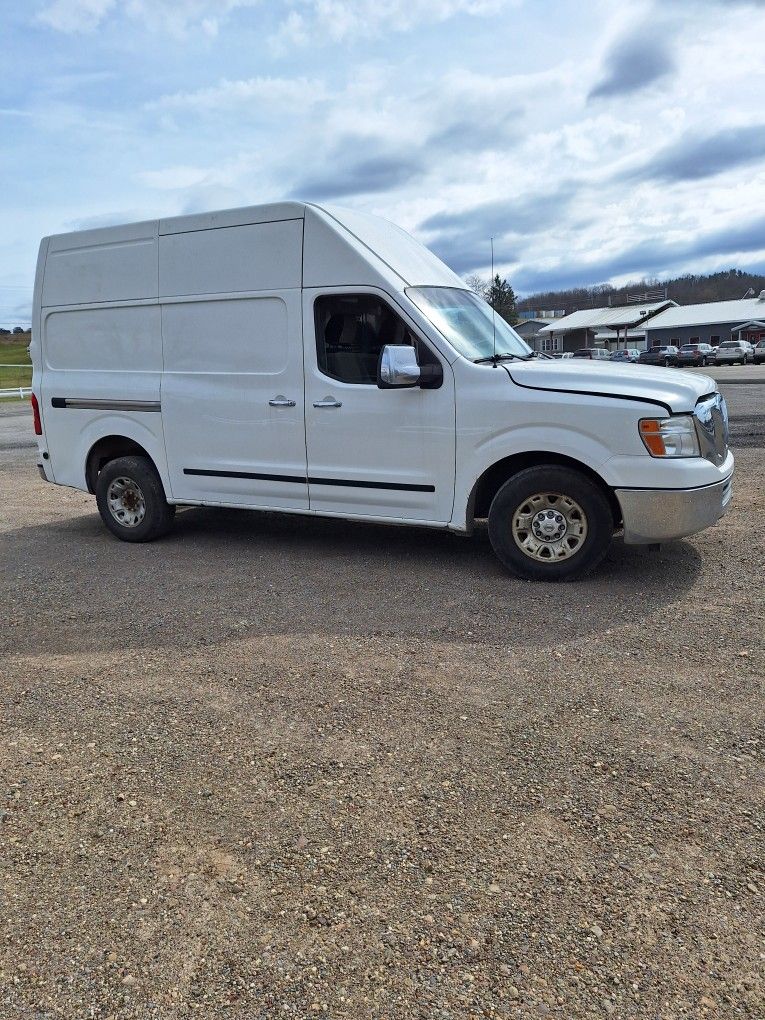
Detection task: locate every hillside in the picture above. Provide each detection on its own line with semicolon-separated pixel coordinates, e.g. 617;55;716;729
516;269;765;315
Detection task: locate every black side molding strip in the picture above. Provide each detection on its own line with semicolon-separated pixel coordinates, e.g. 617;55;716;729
505;371;674;415
309;476;435;492
52;398;161;412
183;468;434;493
184;468;304;484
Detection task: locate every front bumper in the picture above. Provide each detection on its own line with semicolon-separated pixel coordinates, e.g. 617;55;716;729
616;473;733;544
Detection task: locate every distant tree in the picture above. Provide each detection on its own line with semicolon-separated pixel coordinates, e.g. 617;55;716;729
465;273;488;299
487;274;518;324
0;328;10;335
516;268;765;317
12;326;25;334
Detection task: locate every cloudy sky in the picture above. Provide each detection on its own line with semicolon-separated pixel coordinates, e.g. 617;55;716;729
2;0;765;325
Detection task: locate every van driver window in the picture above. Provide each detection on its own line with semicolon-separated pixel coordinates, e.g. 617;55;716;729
314;294;417;385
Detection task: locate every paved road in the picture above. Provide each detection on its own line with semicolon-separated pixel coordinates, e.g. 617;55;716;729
683;363;765;384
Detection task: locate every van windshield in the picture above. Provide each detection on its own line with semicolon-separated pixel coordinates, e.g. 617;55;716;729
406;287;531;362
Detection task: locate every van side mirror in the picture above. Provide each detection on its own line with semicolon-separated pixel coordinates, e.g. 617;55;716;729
377;345;421;388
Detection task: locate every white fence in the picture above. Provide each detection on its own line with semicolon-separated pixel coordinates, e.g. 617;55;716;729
0;363;32;400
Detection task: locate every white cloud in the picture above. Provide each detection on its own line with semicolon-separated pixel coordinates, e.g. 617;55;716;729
35;0;511;38
137;166;215;190
14;0;765;300
36;0;116;33
35;0;262;35
136;154;263;195
269;0;512;52
148;76;328;115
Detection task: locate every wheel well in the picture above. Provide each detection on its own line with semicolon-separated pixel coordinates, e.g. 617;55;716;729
469;452;621;526
85;436;153;494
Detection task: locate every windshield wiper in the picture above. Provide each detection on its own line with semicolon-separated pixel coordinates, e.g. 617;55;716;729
474;352;522;364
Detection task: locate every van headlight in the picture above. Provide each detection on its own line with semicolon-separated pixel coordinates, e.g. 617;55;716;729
639;416;700;458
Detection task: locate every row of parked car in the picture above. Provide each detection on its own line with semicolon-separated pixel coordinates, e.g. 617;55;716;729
553;339;765;366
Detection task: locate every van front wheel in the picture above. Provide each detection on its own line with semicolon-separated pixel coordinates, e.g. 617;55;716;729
487;466;613;581
95;455;175;542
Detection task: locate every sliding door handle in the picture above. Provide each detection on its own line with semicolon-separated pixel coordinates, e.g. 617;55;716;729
313;397;342;408
269;396;296;407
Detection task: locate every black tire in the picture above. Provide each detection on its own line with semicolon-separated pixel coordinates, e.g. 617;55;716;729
663;358;670;367
487;465;614;581
95;455;175;543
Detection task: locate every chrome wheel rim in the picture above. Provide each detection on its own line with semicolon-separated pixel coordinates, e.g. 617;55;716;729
106;476;146;528
511;492;588;563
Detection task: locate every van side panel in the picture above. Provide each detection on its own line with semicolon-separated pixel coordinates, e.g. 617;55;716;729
161;292;309;508
36;221;170;493
304;205;466;289
43;221;158;307
159;220;303;297
45;305;163;373
39;303;167;491
302;208;392;290
158;216;308;508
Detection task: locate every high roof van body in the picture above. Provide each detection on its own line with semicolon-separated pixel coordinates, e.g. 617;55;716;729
30;202;733;579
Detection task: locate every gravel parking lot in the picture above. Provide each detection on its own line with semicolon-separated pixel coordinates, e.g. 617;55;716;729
1;399;763;1018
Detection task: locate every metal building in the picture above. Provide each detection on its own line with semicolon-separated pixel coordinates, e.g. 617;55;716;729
514;317;557;350
538;300;675;354
642;292;765;348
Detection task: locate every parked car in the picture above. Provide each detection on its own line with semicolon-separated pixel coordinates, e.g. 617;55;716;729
753;340;765;365
29;201;734;582
611;348;640;363
677;343;715;367
715;339;753;365
572;347;611;360
639;345;680;367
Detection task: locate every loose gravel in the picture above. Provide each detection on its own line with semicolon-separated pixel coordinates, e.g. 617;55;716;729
0;437;763;1019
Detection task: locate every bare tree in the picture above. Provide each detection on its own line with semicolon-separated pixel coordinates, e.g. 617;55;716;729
465;274;488;299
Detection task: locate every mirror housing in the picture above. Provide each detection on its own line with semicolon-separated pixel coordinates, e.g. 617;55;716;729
377;345;421;388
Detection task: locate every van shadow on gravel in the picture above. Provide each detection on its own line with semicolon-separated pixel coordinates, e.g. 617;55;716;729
0;505;702;657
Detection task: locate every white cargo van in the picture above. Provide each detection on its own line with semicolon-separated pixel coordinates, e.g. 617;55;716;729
30;202;733;580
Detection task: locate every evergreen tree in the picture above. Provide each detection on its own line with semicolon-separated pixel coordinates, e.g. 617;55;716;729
487;274;518;325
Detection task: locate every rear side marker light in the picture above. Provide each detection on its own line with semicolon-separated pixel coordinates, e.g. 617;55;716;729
31;393;42;436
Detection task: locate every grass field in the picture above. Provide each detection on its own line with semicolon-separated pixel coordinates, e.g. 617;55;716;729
0;333;32;392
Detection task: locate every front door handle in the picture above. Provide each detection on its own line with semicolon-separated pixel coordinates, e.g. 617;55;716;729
269;396;296;407
313;397;342;408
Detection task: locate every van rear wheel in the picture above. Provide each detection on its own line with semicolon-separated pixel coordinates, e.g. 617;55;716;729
487;466;613;581
95;455;175;542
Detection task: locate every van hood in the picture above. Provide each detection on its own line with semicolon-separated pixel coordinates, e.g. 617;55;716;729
505;360;715;414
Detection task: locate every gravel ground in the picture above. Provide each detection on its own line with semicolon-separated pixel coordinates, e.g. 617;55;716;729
0;410;763;1018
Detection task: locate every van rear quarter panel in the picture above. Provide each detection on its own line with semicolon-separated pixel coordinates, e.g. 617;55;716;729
43;221;158;307
40;303;167;490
